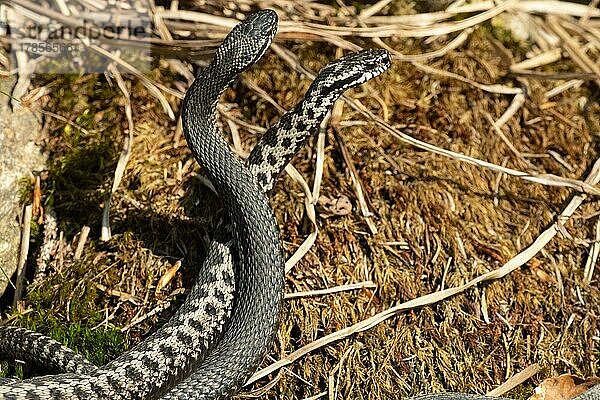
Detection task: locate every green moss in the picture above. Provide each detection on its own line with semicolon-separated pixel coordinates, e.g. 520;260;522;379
17;177;33;205
12;271;126;367
35;76;123;236
505;383;536;400
18;314;125;366
485;20;526;58
29;219;41;239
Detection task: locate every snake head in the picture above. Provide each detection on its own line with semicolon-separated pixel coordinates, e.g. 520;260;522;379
213;9;278;76
309;49;392;95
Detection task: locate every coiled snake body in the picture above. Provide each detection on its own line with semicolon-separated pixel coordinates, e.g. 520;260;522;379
0;9;393;399
0;8;598;400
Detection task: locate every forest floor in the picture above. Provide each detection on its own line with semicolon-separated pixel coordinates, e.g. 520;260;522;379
1;1;599;399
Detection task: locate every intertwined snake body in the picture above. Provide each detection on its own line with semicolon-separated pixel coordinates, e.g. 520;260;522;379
0;9;395;399
0;8;598;400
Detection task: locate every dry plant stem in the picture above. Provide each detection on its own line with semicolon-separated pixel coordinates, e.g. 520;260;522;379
516;0;600;17
412;62;523;95
101;63;135;241
156;9;237;29
358;0;393;19
38;109;93;136
583;217;600;284
225;119;243;153
367;1;600;23
241;77;287;115
94;283;136;303
511;70;598;81
547;16;600;86
544;79;584;99
9;0;600;64
510;48;563;71
485;112;530;167
311;112;329;204
370;109;600;194
354;0;473;62
580;0;600;23
284;281;376;300
388;28;473;62
150;4;195;83
12;51;34;107
87;43;177;118
291;0;519;38
32;175;42;224
13;205;32;306
512;40;595;98
248;156;600;387
496;92;526;129
157;0;514;39
333;128;378;234
153;0;598;40
218;105;266;134
283;164;318;274
8;0;117;39
122;300;173;332
73;226;91;260
486;363;539;396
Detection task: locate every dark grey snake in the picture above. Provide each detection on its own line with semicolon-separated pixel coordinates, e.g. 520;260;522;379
0;8;389;399
0;8;598;400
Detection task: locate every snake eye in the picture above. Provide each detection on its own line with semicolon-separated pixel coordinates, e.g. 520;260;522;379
216;10;278;75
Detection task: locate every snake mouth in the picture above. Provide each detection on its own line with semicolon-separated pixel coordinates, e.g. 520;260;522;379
242;9;278;56
245;9;278;37
214;9;278;76
352;49;392;76
314;49;392;92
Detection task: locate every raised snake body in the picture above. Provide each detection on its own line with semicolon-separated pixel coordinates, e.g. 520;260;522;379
0;8;598;400
0;9;395;399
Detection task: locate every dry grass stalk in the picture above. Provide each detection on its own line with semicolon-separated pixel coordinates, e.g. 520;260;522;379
412;61;523;94
487;364;540;396
87;43;177;118
280;0;519;38
385;28;474;62
334;129;378;234
101;63;134;241
485;112;531;167
283;164;318;274
311;113;329;203
284;280;376;300
13;205;32;305
543;79;585;99
583;218;600;285
73;226;90;260
548;17;600;82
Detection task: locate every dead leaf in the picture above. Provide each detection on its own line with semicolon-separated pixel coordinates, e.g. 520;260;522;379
318;195;352;218
529;374;600;400
155;260;181;298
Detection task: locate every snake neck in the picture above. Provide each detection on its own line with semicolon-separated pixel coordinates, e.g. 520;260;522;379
182;64;238;177
246;85;339;192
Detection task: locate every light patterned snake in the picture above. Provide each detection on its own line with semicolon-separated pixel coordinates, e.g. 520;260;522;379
0;8;598;400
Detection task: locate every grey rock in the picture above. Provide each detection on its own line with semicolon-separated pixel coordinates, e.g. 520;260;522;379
0;77;46;296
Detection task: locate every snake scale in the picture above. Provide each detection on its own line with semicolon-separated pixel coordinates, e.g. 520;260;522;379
0;8;598;400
